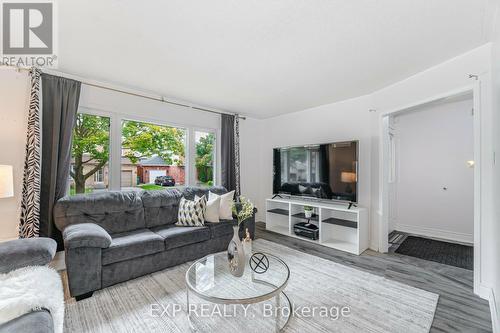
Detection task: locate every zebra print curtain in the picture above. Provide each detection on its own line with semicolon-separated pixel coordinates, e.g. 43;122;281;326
19;68;42;238
234;115;241;197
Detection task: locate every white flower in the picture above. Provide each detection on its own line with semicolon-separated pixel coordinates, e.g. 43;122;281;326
232;196;254;225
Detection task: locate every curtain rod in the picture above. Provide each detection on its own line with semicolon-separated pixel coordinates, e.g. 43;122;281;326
0;64;246;120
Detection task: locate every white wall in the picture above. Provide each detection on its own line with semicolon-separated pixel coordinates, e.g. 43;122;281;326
255;96;374;224
79;84;221;130
371;43;495;297
0;69;29;241
241;44;492;246
489;3;500;329
392;98;474;243
239;43;496;298
238;117;264;216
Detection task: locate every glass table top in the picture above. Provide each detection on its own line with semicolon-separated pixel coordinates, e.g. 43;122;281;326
185;251;290;303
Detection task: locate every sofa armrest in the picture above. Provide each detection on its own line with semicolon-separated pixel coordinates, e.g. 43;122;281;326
0;238;57;274
63;223;112;249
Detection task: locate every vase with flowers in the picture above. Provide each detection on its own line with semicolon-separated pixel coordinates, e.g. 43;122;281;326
227;196;254;277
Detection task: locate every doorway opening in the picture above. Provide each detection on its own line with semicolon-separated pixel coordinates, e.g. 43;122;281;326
379;86;482;295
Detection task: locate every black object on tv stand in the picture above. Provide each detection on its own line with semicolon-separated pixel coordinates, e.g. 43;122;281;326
348;202;357;210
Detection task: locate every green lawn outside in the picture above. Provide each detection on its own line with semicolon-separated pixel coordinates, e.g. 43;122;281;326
138;184;165;190
69;187;94;195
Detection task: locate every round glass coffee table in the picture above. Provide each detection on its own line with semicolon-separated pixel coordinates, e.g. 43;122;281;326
185;251;291;332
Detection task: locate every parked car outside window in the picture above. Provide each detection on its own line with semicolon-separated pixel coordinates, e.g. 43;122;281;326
155;175;176;187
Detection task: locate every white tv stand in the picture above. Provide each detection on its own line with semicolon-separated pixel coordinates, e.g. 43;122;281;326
266;197;368;255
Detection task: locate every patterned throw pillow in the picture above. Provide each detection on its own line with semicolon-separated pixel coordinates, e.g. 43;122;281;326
176;196;207;227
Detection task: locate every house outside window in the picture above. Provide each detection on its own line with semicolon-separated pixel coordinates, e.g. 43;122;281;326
121;119;186;189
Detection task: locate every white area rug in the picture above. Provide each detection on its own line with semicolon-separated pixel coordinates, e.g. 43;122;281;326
64;239;438;333
0;266;64;333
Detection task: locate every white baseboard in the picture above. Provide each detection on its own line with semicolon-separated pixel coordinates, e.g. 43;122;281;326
394;223;473;244
473;284;499;331
489;287;499;333
476;283;492;300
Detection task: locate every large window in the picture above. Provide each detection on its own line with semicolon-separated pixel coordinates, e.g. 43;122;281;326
121;120;186;190
70;114;111;195
195;131;216;186
70;112;217;193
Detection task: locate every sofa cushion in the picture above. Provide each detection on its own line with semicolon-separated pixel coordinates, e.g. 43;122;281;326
181;186;228;201
151;225;210;250
205;222;234;239
141;189;182;227
54;191;145;234
102;229;165;265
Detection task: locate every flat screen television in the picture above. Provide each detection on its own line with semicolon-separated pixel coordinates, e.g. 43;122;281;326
273;141;358;203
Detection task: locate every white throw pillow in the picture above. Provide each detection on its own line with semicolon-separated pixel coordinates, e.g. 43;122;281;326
209;190;235;220
176;196;206;227
195;194;220;223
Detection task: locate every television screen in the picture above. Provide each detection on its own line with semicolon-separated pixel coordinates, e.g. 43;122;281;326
273;141;358;203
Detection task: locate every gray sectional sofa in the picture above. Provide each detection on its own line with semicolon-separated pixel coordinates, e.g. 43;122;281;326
54;186;254;300
0;238;58;333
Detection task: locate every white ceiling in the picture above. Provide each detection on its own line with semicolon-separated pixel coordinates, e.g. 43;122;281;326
58;0;496;118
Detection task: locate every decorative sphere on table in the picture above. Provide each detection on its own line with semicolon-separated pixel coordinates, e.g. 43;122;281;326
249;252;269;274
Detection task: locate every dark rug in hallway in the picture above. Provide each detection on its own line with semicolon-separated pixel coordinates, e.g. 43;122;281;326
395;236;473;270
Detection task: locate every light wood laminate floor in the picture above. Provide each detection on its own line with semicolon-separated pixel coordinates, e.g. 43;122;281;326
256;222;492;333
